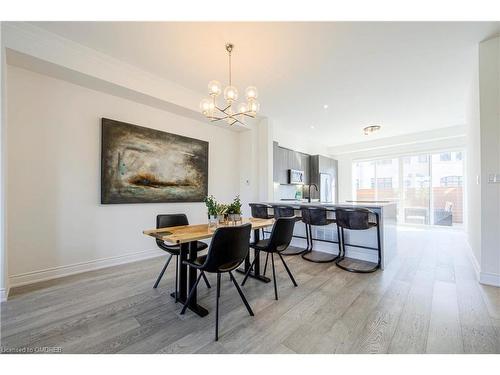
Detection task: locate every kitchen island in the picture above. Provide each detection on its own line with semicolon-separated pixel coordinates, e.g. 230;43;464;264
255;201;398;269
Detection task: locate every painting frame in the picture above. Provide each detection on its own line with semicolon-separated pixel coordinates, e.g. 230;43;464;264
100;118;209;204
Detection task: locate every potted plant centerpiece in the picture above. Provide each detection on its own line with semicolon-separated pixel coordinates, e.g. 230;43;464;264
204;195;220;229
227;195;242;224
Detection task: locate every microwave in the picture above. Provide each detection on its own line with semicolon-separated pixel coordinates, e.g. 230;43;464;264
288;169;305;184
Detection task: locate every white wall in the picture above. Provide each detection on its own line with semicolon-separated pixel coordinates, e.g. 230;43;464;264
6;65;241;287
477;36;500;286
0;23;7;301
273;124;329;156
466;45;482;270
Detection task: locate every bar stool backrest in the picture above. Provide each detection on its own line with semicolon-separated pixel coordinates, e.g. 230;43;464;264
335;208;374;230
273;205;295;219
300;206;329;226
249;203;272;219
268;217;296;252
201;223;252;273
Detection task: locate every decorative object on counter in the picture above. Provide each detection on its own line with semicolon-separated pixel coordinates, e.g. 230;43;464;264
101;118;208;204
204;195;220;229
200;43;259;126
204;195;242;228
227;195;243;224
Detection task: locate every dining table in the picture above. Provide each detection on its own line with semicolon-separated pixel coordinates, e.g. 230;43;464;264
143;217;274;317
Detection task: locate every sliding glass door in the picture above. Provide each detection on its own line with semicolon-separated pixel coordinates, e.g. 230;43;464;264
353;150;464;228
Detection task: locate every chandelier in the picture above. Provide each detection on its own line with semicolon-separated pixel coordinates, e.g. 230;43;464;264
200;43;259;126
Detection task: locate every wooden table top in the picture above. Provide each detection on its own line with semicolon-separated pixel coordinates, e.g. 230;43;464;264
143;217;274;245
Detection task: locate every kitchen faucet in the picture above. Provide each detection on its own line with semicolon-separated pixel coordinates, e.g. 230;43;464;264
308;184;318;203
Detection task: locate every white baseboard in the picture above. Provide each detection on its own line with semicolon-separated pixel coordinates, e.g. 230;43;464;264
479;272;500;287
0;288;7;302
8;249;164;289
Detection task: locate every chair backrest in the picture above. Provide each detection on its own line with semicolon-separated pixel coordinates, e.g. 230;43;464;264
202;223;252;272
273;205;296;219
156;214;189;247
335;208;375;230
300;206;329;226
268;217;296;252
249;203;271;219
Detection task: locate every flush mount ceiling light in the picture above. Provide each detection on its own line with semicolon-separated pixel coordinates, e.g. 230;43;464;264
200;43;259;126
363;125;381;135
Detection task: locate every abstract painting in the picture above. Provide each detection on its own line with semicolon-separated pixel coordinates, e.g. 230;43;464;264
101;118;208;204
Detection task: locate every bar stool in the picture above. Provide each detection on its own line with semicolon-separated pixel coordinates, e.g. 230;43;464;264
300;206;341;263
249;203;273;239
335;208;381;273
271;205;306;256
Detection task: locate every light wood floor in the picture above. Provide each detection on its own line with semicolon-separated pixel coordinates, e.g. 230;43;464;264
1;228;499;354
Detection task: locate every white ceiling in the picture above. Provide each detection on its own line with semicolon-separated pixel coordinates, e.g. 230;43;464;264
32;21;499;146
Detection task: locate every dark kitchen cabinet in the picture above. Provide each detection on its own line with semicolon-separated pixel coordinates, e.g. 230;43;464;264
273;142;310;185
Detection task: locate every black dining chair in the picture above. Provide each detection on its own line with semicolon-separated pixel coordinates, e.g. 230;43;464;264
271;205;305;257
180;223;254;341
335;208;382;273
154;214;211;300
242;217;298;300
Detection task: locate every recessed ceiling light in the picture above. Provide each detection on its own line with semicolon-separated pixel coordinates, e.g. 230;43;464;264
323;104;329;109
310;125;315;129
363;125;381;135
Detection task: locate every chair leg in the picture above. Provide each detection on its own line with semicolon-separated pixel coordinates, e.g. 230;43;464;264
153;254;172;289
241;257;256;286
180;272;203;315
305;224;310;251
202;271;211;289
263;252;269;276
229;271;254;316
278;252;298;287
271;253;278;300
215;273;221;341
174;255;179;302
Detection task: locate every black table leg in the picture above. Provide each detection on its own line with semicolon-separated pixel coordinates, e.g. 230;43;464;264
170;241;209;317
237;228;271;283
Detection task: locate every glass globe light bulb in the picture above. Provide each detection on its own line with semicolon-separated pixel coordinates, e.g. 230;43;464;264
208;80;222;96
199;98;214;116
237;102;249;114
245;86;258;100
248;100;260;114
224;86;238;102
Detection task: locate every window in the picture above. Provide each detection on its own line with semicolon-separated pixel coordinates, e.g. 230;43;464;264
376;178;393;189
353;150;465;227
440;152;451;161
418;155;428;163
440;176;463;187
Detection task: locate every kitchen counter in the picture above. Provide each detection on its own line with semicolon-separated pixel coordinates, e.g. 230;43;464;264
252;201;398;269
262;200;396;208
